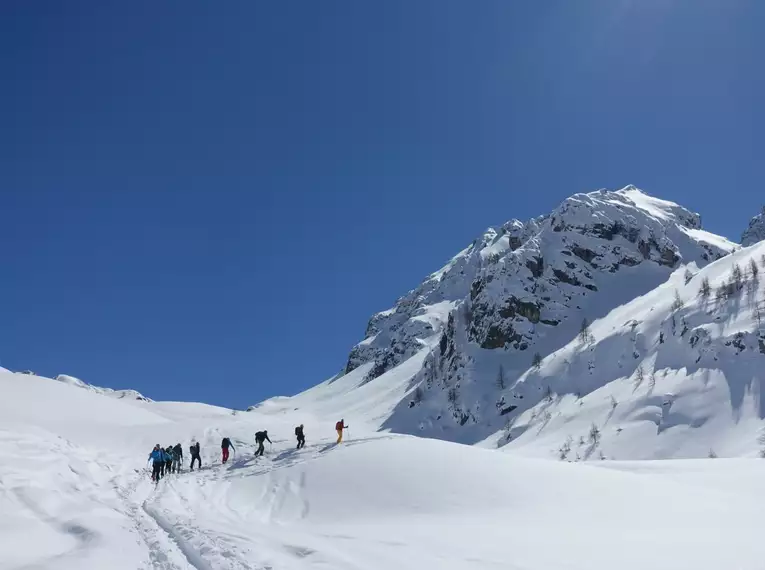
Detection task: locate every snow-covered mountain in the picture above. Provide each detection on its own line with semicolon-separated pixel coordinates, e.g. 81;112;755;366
285;186;748;453
742;206;765;246
54;373;152;401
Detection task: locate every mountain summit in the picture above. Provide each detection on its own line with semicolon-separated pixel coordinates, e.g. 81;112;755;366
346;186;731;388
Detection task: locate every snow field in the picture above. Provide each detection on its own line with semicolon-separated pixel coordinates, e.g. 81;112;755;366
3;370;765;569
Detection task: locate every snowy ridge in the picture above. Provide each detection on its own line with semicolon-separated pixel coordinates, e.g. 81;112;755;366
55;373;152;401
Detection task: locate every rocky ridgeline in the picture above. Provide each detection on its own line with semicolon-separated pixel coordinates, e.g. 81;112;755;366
742;207;765;247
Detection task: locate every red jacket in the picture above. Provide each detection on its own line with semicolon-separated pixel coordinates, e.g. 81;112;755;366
335;421;344;431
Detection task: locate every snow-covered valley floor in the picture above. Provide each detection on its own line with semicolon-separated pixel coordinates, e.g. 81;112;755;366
3;369;765;570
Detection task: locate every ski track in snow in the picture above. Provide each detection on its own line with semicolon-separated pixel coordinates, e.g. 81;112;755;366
125;440;370;570
136;437;397;570
116;473;195;570
118;465;266;570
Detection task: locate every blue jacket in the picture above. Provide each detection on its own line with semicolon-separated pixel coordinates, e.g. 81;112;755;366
149;449;166;463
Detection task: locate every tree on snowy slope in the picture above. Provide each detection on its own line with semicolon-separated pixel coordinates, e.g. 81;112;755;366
732;263;744;291
496;365;506;390
671;290;685;312
749;258;759;279
579;318;593;345
699;277;712;299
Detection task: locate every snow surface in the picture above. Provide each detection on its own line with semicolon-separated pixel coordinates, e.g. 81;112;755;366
4;369;765;570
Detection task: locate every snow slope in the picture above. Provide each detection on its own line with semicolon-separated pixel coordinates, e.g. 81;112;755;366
488;238;765;461
3;369;765;570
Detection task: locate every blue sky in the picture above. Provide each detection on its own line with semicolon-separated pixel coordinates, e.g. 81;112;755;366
1;1;762;408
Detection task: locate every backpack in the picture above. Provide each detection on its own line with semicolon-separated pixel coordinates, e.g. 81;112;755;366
222;437;230;448
335;421;343;431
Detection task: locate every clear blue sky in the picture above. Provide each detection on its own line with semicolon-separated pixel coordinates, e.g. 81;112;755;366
1;1;762;408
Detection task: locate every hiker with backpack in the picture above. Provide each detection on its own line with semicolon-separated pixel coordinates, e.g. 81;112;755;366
173;443;183;473
190;441;201;471
254;430;271;457
295;424;305;449
336;419;348;443
165;446;174;475
221;437;235;464
148;444;166;482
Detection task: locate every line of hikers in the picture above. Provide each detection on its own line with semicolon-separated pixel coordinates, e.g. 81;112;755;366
149;441;202;481
148;443;188;482
148;420;349;481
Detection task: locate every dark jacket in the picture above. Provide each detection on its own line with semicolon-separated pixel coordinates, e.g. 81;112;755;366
295;426;304;438
190;442;201;457
255;431;271;444
221;437;235;451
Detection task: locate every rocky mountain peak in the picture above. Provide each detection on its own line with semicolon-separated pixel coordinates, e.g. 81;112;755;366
344;187;735;403
742;206;765;247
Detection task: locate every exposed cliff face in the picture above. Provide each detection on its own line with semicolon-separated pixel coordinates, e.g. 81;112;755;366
466;188;726;356
742;207;765;247
344;227;499;378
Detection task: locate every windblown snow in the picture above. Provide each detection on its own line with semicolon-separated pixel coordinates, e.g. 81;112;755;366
4;187;765;569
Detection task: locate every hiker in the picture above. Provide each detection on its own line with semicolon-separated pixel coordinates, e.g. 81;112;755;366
295;424;305;449
173;443;183;473
148;444;165;482
221;437;235;464
336;419;348;443
254;430;271;457
189;441;201;471
165;446;174;475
